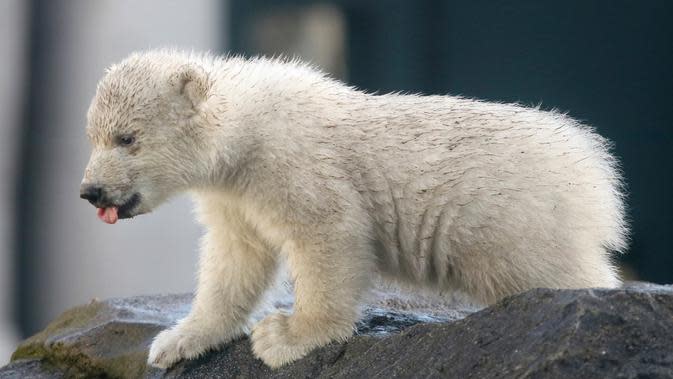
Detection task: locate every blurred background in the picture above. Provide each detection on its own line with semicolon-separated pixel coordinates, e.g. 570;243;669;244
0;0;671;364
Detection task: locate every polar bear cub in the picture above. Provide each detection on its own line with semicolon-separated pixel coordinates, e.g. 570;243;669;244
80;49;627;368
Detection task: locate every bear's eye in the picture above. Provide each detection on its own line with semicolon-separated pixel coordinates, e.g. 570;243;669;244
117;134;135;147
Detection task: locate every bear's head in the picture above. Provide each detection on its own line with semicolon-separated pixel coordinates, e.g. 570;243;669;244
80;52;212;224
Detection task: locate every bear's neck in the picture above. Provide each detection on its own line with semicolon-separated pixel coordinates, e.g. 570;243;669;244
191;58;366;192
211;58;362;128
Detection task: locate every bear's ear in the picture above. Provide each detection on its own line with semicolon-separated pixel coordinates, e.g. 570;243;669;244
169;64;211;109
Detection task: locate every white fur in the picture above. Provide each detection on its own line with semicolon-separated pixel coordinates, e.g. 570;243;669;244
81;49;627;369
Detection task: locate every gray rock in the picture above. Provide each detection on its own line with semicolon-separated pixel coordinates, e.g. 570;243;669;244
2;283;672;378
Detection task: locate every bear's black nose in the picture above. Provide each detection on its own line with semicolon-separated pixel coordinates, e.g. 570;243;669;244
80;185;103;206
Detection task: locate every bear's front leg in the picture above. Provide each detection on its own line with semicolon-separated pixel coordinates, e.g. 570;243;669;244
148;221;276;369
251;231;373;368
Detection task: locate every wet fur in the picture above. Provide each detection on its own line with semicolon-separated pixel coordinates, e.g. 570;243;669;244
81;49;628;368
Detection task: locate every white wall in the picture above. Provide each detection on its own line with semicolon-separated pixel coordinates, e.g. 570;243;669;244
28;0;224;338
0;0;26;365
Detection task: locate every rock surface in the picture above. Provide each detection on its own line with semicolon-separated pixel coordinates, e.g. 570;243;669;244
2;283;672;378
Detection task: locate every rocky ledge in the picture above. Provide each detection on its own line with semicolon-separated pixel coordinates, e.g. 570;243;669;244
2;282;672;378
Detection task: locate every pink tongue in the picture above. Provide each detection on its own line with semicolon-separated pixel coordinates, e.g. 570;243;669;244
97;207;119;224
